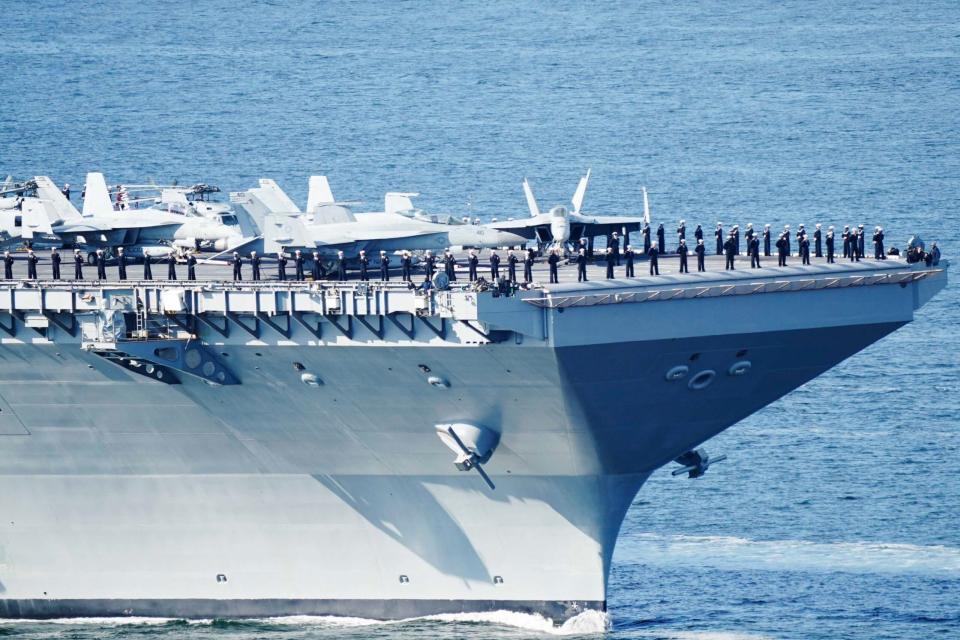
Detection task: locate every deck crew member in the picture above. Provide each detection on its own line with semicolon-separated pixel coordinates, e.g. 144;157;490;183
311;250;324;281
800;235;811;265
467;250;478;281
609;232;621;266
873;226;885;259
695;238;706;271
143;254;153;280
776;233;788;266
694;223;703;244
648;241;660;275
250;251;261;281
231;251;242;281
724;233;736;270
796;224;806;256
745;223;755;249
187;252;197;281
814;224;823;257
642;223;651;254
763;224;771;256
842;225;851;258
95;249;107;280
50;247;61;280
336;250;348;281
849;230;860;262
443;250;457;281
507;249;518;283
677;220;686;249
117;247;127;280
576;247;588;282
74;249;84;280
548;249;560;283
61;183;70;200
294;249;305;280
26;249;38;279
423;250;435;280
604;247;615;279
678;238;689;273
732;225;740;255
2;251;12;279
656;224;666;255
857;224;866;258
524;248;535;283
277;252;287;281
783;225;791;256
715;222;724;255
380;250;390;280
624;245;635;277
826;226;835;263
489;250;500;280
401;250;412;282
358;250;369;281
750;235;761;268
168;253;178;280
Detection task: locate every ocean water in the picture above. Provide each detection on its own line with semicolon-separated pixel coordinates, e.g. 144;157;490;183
1;1;958;638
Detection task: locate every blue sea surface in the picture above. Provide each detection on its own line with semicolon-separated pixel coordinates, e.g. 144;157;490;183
1;1;958;638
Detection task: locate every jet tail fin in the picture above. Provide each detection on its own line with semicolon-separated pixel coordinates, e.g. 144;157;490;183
82;172;115;217
385;192;419;215
19;198;55;238
33;176;81;221
522;179;541;217
229;178;300;235
306;176;335;214
571;168;590;214
262;213;314;254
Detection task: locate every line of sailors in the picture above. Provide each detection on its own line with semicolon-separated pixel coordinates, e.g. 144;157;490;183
1;247;200;281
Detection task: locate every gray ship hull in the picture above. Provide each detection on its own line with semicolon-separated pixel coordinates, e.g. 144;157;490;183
0;259;946;622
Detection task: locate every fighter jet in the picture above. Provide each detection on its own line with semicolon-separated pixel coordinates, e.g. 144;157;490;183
484;170;647;251
33;173;246;261
234;176;527;259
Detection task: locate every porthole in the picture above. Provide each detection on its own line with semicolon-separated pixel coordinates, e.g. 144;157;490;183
728;360;752;376
688;369;716;390
665;365;689;381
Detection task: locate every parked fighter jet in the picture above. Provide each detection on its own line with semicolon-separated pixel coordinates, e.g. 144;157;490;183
485;170;647;251
34;173;246;262
235;176;527;258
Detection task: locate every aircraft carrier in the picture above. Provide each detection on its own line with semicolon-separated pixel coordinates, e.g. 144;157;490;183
0;249;947;623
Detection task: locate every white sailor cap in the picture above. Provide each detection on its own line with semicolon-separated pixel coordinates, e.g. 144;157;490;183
829;225;835;230
858;224;864;228
785;224;791;229
816;223;821;228
799;223;805;228
765;223;770;228
747;223;753;228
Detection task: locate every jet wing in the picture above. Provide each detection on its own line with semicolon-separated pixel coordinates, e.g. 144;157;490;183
483;219;542;240
578;215;645;235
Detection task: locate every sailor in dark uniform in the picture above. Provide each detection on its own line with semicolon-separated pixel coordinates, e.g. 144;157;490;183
294;249;305;280
50;247;61;280
826;226;835;263
231;251;242;281
677;220;686;249
143;254;153;280
548;248;560;283
694;223;703;244
277;252;287;281
576;248;588;282
443;250;457;281
796;224;805;256
744;223;755;249
857;224;866;258
678;238;689;273
624;245;635;277
467;250;478;281
187;252;197;281
648;241;660;275
842;225;851;258
489;250;500;280
167;253;178;280
358;250;369;281
22;250;36;279
96;249;107;280
523;248;535;283
750;235;761;268
656;224;666;255
850;229;860;261
763;224;771;256
401;250;412;282
609;232;620;266
507;250;518;283
800;235;811;265
814;223;823;257
311;250;324;281
695;238;706;271
783;225;791;256
874;226;885;259
642;223;651;254
604;247;615;279
379;250;390;280
117;247;127;280
2;251;12;279
61;183;71;200
250;251;261;281
715;222;724;255
74;249;84;280
776;233;788;266
724;233;736;270
732;225;740;255
336;250;348;281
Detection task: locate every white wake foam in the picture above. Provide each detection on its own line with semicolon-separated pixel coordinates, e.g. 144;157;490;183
618;533;960;576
